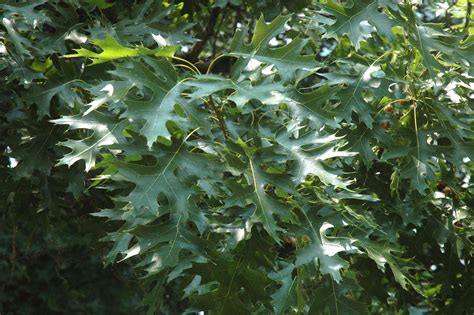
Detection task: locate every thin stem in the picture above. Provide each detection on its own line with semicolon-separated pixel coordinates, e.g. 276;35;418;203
171;56;201;75
173;63;200;75
206;54;227;74
381;97;413;107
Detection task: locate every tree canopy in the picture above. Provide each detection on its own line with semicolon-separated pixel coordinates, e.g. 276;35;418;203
1;0;473;314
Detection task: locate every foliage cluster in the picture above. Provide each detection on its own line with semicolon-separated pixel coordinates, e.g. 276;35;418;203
1;0;473;314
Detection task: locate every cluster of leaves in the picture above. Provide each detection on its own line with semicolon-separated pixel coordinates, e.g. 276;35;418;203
0;1;148;313
1;0;473;314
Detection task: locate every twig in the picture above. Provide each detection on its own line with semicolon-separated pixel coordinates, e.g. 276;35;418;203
207;95;228;139
10;223;17;273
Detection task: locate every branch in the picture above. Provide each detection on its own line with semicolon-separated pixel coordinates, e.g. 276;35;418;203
188;7;221;63
463;1;472;34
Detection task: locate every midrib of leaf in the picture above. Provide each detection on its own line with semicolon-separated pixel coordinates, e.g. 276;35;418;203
138;128;199;205
330;278;364;315
331;278;340;315
302;210;318;241
413;105;422;188
248;156;274;234
166;215;182;259
278;277;296;315
311;278;342;314
219;255;243;314
294;151;309;180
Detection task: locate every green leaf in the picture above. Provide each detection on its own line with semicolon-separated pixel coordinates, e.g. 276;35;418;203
320;58;394;127
268;264;297;315
109;137;221;219
224;139;292;242
319;0;395;48
7;122;56;178
52;111;125;171
129;219;208;274
394;5;471;77
185;74;287;109
187;234;272;314
358;239;420;292
1;1;51;27
286;85;341;130
229;15;318;83
295;208;360;282
80;0;115;9
341;122;393;168
25;78;81;118
110;57;206;147
275;130;354;188
64;35;176;65
1;15;35;59
309;277;368;315
186;76;339;130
